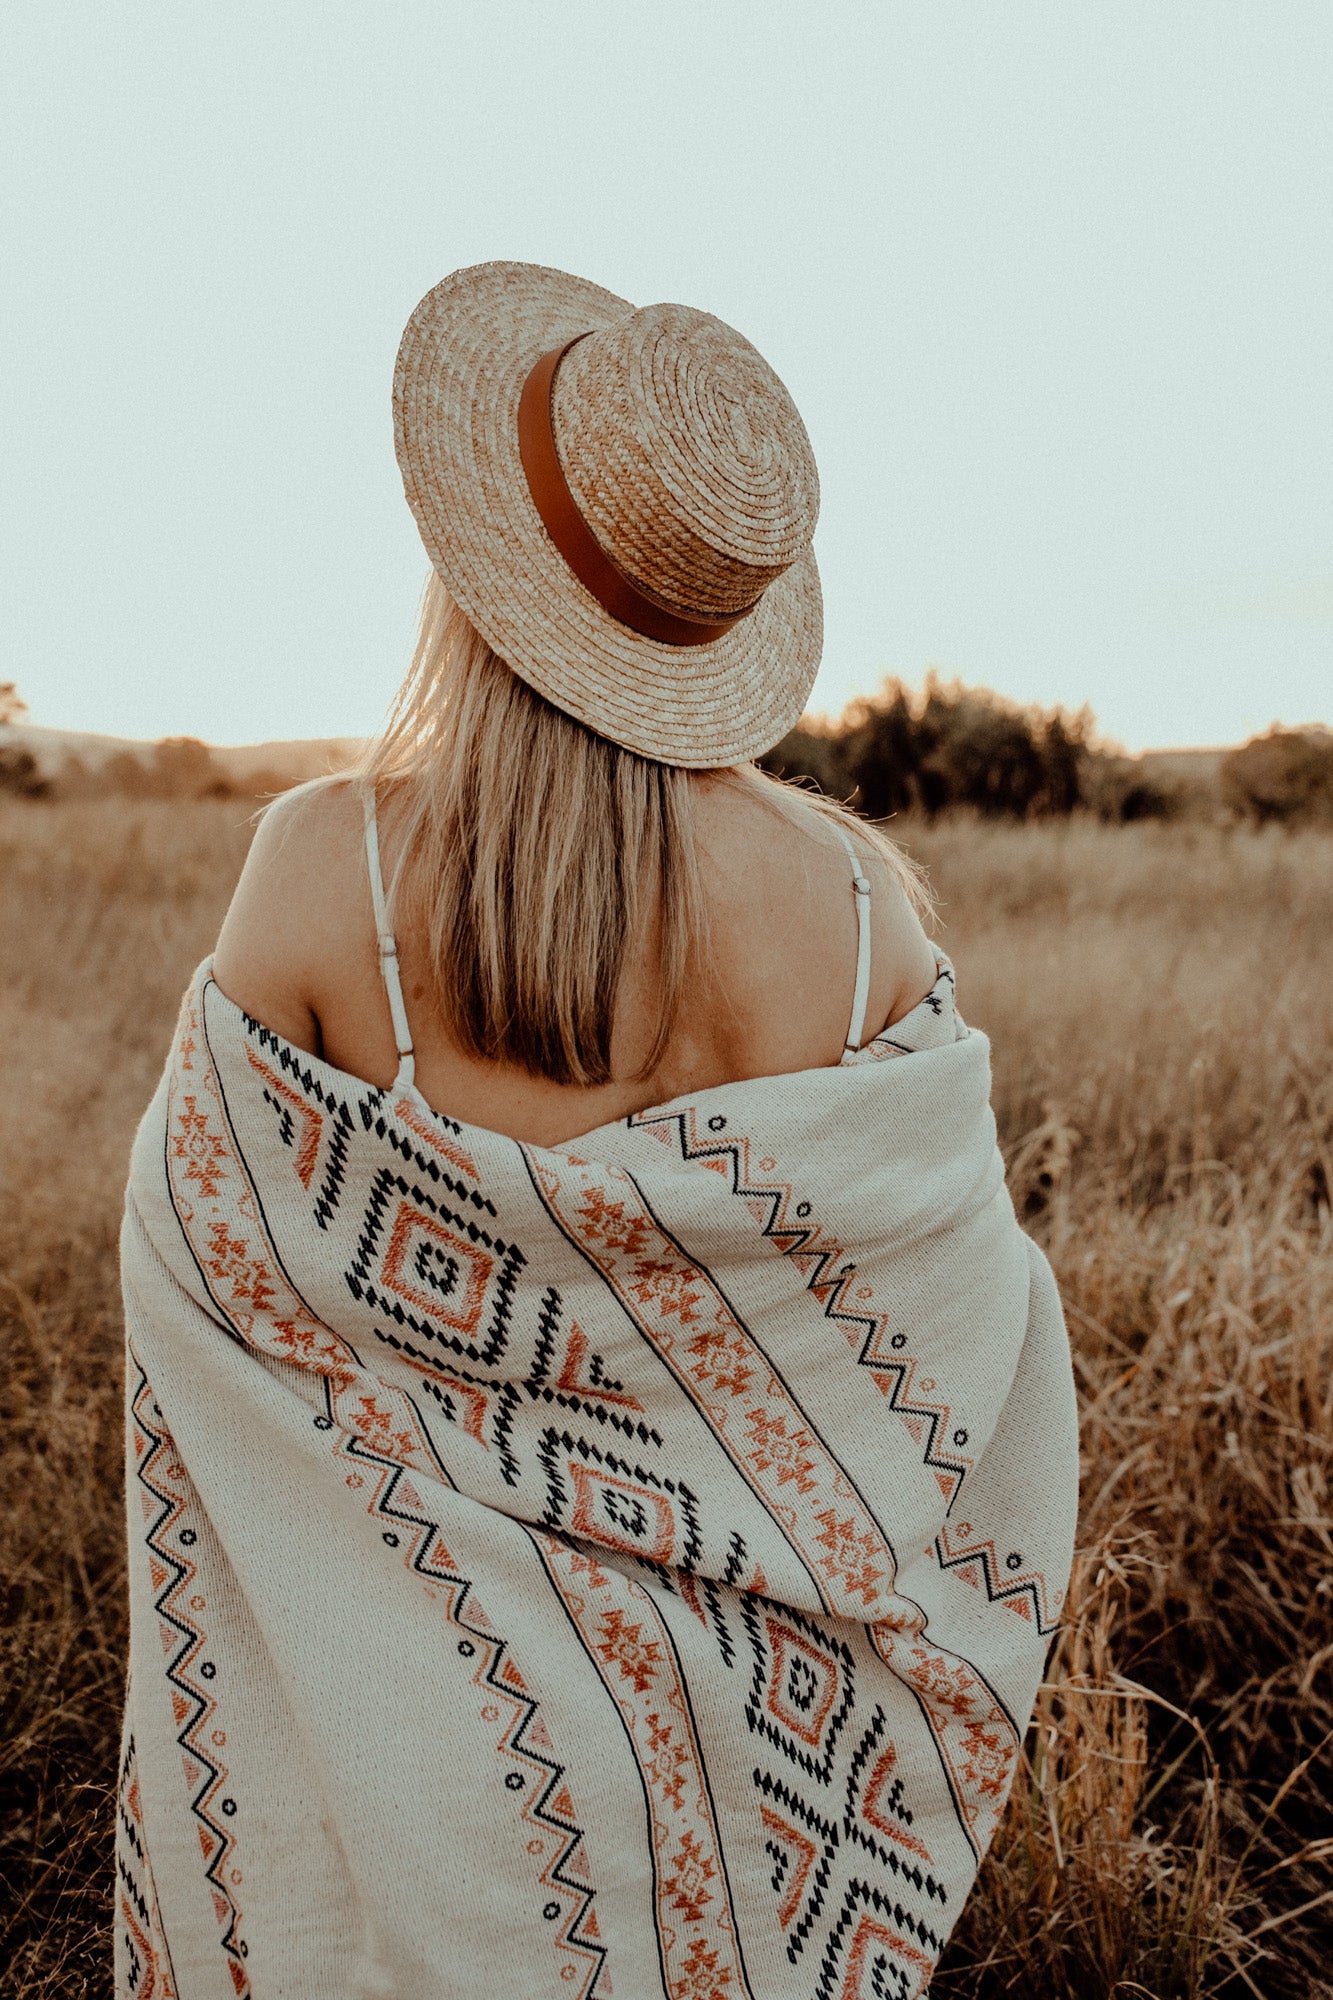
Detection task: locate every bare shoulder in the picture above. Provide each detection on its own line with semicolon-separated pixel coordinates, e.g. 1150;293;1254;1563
697;773;939;1040
212;777;367;1050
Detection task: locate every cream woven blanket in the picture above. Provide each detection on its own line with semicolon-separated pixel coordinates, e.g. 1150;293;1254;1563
116;957;1077;2000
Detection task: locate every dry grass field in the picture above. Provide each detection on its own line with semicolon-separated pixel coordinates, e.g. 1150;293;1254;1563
1;796;1330;1998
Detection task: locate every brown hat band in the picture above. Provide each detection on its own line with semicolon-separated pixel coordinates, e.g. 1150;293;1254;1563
516;336;765;649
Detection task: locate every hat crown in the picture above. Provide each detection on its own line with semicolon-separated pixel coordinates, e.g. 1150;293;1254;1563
550;304;819;619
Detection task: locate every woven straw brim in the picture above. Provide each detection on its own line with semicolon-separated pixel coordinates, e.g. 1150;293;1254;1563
393;263;823;769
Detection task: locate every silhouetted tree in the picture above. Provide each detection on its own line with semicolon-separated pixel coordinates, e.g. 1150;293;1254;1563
1220;727;1333;825
759;674;1178;822
840;686;920;817
1037;710;1091;814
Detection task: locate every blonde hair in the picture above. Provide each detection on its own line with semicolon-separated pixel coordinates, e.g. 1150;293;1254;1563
359;572;930;1088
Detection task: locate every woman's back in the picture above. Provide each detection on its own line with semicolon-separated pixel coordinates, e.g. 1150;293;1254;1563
117;260;1077;2000
120;834;1076;2000
213;771;941;1149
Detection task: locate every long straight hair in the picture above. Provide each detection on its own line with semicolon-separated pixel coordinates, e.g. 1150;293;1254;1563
358;572;930;1087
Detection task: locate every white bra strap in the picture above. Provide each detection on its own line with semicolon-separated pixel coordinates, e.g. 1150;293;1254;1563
362;788;416;1092
833;827;872;1057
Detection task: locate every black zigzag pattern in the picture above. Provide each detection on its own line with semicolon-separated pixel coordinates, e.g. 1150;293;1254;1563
115;1737;153;1947
628;1107;974;1508
115;1724;179;1998
701;1575;738;1668
933;1527;1060;1634
332;1417;608;1997
130;1353;251;1997
721;1531;749;1589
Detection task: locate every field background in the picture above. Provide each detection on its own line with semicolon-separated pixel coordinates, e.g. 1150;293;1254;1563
1;796;1330;1997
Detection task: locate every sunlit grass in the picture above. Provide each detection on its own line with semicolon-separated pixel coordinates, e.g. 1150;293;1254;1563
1;801;1329;1997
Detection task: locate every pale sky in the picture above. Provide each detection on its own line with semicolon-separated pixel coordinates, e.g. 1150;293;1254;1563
4;3;1331;752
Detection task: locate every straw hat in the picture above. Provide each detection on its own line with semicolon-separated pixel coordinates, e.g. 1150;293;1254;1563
392;261;822;769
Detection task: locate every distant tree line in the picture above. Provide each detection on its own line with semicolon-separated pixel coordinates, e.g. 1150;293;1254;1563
0;726;293;805
3;674;1331;825
760;673;1333;826
760;675;1099;818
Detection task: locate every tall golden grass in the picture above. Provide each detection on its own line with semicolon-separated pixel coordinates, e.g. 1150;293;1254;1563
1;798;1330;1997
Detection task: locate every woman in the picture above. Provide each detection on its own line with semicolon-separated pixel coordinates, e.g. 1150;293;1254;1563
117;262;1078;2000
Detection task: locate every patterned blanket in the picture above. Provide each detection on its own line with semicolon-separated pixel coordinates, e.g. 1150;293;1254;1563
116;956;1077;2000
